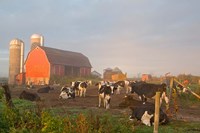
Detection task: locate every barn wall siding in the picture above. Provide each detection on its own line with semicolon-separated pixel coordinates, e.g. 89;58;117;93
51;64;65;76
80;67;91;76
25;47;50;85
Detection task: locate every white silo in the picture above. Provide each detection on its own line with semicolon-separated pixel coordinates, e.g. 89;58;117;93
30;34;44;50
9;39;24;85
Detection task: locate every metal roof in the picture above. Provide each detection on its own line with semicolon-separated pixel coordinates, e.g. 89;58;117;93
40;46;92;68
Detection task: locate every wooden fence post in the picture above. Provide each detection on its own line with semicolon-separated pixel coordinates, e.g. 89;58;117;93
2;84;14;108
154;92;160;133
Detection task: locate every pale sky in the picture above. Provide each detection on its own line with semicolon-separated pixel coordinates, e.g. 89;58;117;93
0;0;200;77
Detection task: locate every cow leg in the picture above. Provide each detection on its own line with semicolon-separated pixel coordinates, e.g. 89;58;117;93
126;86;131;94
127;86;131;94
99;95;101;107
83;88;86;97
161;92;169;105
105;95;111;109
160;98;163;106
104;99;107;109
75;89;79;97
79;88;83;97
116;86;121;94
107;98;111;109
138;95;142;100
141;95;146;104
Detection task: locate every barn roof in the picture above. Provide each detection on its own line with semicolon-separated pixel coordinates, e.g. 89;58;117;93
40;46;92;68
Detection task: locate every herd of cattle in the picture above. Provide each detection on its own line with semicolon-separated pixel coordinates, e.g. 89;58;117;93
16;79;182;126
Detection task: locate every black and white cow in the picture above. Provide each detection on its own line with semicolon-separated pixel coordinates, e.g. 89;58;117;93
114;80;131;94
72;81;87;97
98;84;113;109
130;82;169;105
129;105;168;126
59;86;75;99
19;90;41;101
95;82;117;95
172;82;188;94
37;86;54;93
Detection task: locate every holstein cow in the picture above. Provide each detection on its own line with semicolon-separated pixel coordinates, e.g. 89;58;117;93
19;90;40;101
114;80;131;94
37;86;54;93
129;105;168;126
130;82;169;105
72;81;87;97
98;84;113;109
59;86;75;99
173;82;188;94
95;82;117;95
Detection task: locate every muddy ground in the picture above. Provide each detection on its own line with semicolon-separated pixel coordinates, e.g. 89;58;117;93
10;85;200;122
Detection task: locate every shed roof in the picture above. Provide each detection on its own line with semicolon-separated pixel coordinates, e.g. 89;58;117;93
40;46;92;67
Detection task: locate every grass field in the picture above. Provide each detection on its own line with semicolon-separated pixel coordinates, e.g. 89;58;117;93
1;98;200;133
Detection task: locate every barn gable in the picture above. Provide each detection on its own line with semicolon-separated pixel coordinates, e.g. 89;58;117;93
25;46;50;85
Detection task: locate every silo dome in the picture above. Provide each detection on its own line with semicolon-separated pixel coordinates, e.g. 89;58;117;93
10;38;23;45
31;34;41;39
30;33;44;50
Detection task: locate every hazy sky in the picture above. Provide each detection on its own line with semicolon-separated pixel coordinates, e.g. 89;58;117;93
1;0;200;77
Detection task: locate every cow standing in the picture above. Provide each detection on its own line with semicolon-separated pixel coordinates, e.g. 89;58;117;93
72;81;87;97
95;82;117;95
98;84;113;109
130;82;169;105
114;80;131;94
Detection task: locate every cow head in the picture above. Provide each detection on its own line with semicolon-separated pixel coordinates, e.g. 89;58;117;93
110;84;118;95
160;83;167;91
71;82;75;87
176;84;188;93
95;82;102;90
141;111;154;126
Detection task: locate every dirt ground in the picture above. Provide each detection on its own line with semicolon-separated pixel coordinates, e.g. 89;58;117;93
10;85;200;122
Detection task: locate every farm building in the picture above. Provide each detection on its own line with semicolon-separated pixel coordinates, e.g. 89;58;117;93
103;67;127;81
25;46;92;85
91;70;102;78
141;74;152;81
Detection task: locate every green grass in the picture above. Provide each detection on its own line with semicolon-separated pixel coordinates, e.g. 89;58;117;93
134;120;200;133
0;98;36;108
1;98;200;133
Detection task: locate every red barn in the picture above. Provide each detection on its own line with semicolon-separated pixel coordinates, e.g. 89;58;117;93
25;46;92;85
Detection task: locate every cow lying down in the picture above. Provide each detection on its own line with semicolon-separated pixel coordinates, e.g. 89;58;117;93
59;86;75;99
37;85;54;93
19;90;41;101
129;105;168;126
